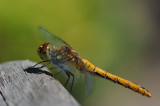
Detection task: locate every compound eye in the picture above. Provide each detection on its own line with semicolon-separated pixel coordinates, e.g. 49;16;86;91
42;43;49;51
38;45;43;53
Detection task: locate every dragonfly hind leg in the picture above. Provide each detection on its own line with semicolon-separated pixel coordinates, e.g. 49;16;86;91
50;67;74;93
64;72;70;87
51;70;64;78
64;70;75;93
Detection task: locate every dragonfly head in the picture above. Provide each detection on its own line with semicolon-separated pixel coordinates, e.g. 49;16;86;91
37;43;52;60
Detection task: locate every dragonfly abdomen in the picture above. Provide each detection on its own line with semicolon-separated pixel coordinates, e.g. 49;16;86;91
104;72;152;98
82;59;152;98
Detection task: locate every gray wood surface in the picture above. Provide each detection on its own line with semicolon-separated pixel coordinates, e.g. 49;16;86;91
0;60;80;106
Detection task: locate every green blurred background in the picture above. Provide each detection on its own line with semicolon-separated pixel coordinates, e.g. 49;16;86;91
0;0;159;106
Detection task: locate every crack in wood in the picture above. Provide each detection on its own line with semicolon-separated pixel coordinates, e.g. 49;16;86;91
0;91;9;106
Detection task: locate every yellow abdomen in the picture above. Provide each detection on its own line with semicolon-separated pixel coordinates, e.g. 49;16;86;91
82;59;152;98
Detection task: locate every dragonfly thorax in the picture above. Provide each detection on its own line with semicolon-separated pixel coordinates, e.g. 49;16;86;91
52;46;79;65
38;43;80;65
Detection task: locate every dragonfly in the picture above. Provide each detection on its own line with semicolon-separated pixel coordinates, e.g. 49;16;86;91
33;26;152;98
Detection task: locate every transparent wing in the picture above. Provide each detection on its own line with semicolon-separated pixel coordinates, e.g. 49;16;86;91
84;71;94;96
39;26;70;48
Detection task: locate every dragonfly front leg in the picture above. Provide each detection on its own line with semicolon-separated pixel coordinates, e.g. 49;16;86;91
30;60;51;69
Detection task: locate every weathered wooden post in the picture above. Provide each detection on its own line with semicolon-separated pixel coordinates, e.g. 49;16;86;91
0;60;80;106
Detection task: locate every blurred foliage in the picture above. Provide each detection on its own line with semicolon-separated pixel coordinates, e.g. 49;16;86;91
0;0;154;106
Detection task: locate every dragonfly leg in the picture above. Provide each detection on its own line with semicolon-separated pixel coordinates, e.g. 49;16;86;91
49;66;59;70
64;70;74;92
55;64;75;92
52;70;64;78
69;72;74;92
30;60;51;68
38;61;51;69
64;72;70;87
50;67;71;89
50;67;73;92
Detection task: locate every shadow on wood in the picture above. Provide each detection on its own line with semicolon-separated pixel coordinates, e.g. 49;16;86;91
24;67;54;78
0;60;80;106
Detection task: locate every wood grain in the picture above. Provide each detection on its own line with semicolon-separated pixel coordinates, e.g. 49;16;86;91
0;60;80;106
